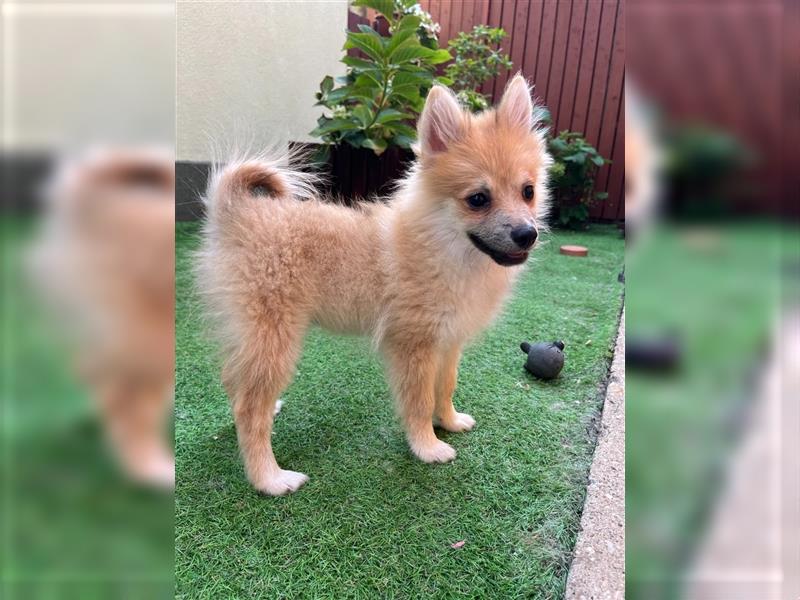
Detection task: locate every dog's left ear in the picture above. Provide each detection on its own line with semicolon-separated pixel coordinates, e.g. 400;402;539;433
498;74;534;132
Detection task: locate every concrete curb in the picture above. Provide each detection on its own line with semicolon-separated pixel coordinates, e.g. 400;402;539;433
565;309;625;600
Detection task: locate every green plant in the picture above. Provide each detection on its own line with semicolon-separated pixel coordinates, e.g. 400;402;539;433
547;130;610;228
445;25;513;112
664;124;753;219
311;1;451;156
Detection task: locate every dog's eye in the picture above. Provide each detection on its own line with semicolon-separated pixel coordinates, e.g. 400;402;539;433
522;184;534;201
466;192;490;209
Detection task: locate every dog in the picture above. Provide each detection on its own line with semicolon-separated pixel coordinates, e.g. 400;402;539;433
30;148;176;488
196;74;551;495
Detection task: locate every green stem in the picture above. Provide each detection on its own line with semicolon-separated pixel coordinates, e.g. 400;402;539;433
364;67;393;134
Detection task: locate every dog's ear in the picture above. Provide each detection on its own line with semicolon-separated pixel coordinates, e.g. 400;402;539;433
417;85;466;155
498;74;534;132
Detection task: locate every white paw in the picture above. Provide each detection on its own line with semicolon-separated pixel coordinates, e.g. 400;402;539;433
128;453;175;490
273;399;284;417
436;412;476;433
256;469;309;496
411;439;457;463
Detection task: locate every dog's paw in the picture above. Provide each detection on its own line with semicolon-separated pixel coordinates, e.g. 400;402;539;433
273;399;284;417
436;412;476;433
127;453;175;489
256;469;309;496
411;439;457;463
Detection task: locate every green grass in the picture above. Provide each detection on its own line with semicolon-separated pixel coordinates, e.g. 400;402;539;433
1;220;173;600
625;223;796;600
175;221;624;599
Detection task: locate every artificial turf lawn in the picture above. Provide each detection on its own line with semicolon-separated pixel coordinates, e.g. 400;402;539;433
625;224;796;600
175;221;624;599
2;221;173;599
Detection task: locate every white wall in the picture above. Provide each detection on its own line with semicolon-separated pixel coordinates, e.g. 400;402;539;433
177;1;348;162
2;2;175;151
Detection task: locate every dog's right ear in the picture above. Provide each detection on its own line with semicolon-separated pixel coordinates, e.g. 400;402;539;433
416;86;466;156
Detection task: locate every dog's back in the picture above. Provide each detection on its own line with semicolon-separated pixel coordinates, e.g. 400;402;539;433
197;153;394;352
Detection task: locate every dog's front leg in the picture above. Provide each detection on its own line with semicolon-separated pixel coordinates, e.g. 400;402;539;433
434;345;476;433
384;342;457;463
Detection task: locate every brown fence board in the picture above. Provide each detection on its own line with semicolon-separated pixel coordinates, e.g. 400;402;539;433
492;0;519;97
547;1;572;131
533;1;557;105
596;1;624;219
570;0;601;136
556;0;587;139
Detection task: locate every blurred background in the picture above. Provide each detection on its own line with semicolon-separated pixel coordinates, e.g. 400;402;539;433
626;1;798;599
2;1;175;598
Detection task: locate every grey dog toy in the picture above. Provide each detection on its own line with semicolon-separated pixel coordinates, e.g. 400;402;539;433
520;340;565;380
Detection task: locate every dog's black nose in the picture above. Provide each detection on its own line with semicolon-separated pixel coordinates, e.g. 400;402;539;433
510;224;538;249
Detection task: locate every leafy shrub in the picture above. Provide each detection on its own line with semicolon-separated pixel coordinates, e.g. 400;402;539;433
445;25;513;112
547;131;609;228
664;124;753;219
311;0;451;156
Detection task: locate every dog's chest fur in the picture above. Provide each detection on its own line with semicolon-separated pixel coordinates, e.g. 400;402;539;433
380;209;520;348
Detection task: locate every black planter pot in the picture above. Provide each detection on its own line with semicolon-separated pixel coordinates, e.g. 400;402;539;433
325;144;415;204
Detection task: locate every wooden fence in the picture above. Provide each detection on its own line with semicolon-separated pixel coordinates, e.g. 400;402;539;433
627;1;791;217
421;0;626;221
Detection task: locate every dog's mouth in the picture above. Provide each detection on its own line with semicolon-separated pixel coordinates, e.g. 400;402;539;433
467;233;529;266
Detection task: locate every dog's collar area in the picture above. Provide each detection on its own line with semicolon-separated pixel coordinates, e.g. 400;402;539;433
467;232;529;266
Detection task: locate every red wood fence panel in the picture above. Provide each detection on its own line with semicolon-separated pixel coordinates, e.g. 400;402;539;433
628;1;787;217
422;0;626;221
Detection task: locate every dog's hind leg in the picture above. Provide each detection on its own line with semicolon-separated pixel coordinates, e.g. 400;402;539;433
383;341;457;463
95;375;174;488
433;345;476;433
223;318;308;496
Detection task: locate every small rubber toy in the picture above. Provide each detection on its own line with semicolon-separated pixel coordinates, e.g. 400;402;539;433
520;340;565;380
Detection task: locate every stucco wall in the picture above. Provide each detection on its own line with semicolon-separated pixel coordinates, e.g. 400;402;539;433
2;2;174;151
177;1;348;162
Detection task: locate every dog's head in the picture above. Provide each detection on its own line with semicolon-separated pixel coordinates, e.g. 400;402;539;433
414;74;551;266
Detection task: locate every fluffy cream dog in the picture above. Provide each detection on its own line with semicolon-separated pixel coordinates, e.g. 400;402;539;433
31;149;175;487
196;75;551;495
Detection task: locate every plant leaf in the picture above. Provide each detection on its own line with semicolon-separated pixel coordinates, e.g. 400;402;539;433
396;14;421;32
352;0;396;24
344;31;385;62
341;56;376;71
362;137;388;155
563;153;587;165
386;28;420;55
310;118;361;137
426;48;453;64
390;44;431;64
391;84;422;103
351;105;373;127
324;86;355;105
375;108;411;124
320;75;334;95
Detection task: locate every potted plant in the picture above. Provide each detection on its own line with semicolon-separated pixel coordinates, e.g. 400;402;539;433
310;1;450;199
547;130;610;228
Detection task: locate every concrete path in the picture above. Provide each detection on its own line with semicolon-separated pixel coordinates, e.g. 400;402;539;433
684;309;799;600
565;309;625;600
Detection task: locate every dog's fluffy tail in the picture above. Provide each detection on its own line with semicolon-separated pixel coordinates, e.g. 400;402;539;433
203;146;319;231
